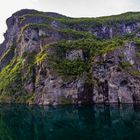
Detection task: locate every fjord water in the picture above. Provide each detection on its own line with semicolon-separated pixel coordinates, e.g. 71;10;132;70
0;104;140;140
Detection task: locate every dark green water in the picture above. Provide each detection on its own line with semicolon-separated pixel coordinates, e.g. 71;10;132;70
0;104;140;140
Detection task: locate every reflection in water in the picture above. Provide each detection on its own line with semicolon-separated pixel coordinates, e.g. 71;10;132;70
0;104;140;140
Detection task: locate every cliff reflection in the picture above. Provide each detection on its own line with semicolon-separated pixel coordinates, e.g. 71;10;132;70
0;104;139;140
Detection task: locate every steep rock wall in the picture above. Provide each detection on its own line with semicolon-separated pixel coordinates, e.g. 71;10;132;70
0;9;140;105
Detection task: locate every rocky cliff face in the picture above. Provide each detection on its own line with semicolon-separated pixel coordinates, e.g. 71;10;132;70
0;9;140;105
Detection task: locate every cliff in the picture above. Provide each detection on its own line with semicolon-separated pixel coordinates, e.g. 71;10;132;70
0;9;140;105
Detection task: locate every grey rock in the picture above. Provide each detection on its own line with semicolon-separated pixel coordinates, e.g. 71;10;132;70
66;49;84;60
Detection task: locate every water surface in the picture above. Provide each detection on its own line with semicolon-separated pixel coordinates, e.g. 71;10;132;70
0;104;140;140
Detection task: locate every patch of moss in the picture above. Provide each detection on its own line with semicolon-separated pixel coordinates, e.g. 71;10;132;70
59;59;87;77
17;24;30;42
18;93;35;104
119;61;133;69
129;70;140;77
18;11;140;28
0;92;35;104
60;96;72;105
19;13;54;22
0;51;38;103
0;44;16;64
35;51;47;64
136;52;140;58
0;57;25;100
18;15;26;24
59;29;96;40
118;53;124;60
47;38;124;81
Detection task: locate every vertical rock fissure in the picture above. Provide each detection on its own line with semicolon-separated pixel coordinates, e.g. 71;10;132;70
98;80;109;103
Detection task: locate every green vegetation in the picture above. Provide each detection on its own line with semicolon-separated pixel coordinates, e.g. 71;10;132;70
0;57;24;100
18;13;55;24
0;43;17;68
59;29;96;40
17;11;140;44
136;52;140;58
57;12;140;30
18;11;140;26
46;38;124;80
19;15;26;24
56;59;87;79
60;96;73;104
0;48;38;103
119;61;133;69
129;70;140;77
35;50;47;64
0;47;14;62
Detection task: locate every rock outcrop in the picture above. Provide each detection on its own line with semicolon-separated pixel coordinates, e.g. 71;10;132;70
0;9;140;105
